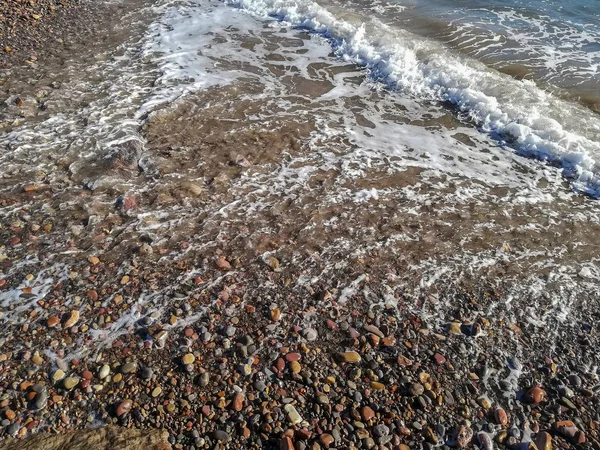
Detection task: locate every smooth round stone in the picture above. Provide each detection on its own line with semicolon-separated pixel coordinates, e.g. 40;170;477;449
34;391;48;410
569;374;582;387
374;424;390;437
284;404;303;425
98;364;110;379
121;362;137;374
182;354;195;365
338;352;361;363
409;383;424;396
225;326;236;337
141;367;154;379
199;373;210;387
214;430;229;441
52;369;66;382
117;399;133;417
63;377;79;390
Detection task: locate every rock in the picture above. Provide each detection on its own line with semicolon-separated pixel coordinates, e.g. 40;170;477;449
268;256;280;270
553;421;577;439
141;367;154;379
0;425;171;450
152;387;162;397
495;408;508;426
338;352;361;363
120;362;137;374
455;426;473;448
433;353;446;365
373;424;389;438
303;329;318;341
290;361;301;373
182;353;195;365
116;400;133;417
525;386;546;404
98;365;110;379
33;391;48;410
88;256;100;265
284;404;302;425
64;310;80;328
478;395;492;409
280;436;294;450
53;369;66;382
216;257;231;271
320;434;334;447
270;308;281;321
214;430;229;442
47;316;60;327
397;355;412;366
364;325;384;338
409;383;424;396
233;393;244;411
63;377;79;390
361;406;375;421
535;431;552;450
477;432;493;450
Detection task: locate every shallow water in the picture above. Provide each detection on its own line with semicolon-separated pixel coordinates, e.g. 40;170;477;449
0;0;599;359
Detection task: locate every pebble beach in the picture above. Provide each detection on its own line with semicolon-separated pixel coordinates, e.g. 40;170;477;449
2;0;600;449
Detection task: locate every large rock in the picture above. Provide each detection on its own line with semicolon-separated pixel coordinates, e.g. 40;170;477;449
0;425;171;450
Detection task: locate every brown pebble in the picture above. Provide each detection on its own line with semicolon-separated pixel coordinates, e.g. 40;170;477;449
280;436;294;450
535;431;552;450
361;406;375;421
320;434;334;447
233;393;244;412
495;407;508;427
63;310;79;328
116;399;132;417
216;256;231;271
525;386;546;404
285;353;301;362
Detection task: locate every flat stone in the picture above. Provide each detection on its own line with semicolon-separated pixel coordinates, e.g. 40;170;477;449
364;325;384;338
290;361;301;373
98;365;110;379
117;399;133;417
284;404;302;425
182;354;195;365
63;377;79;390
409;383;424;396
52;369;66;382
361;406;375;421
525;386;546;404
0;425;171;450
152;387;162;397
233;393;244;412
495;408;508;426
214;430;229;441
120;362;137;374
320;434;334;447
338;352;361;363
141;367;154;379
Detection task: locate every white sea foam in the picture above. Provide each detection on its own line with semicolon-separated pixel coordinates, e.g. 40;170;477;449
223;0;600;196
